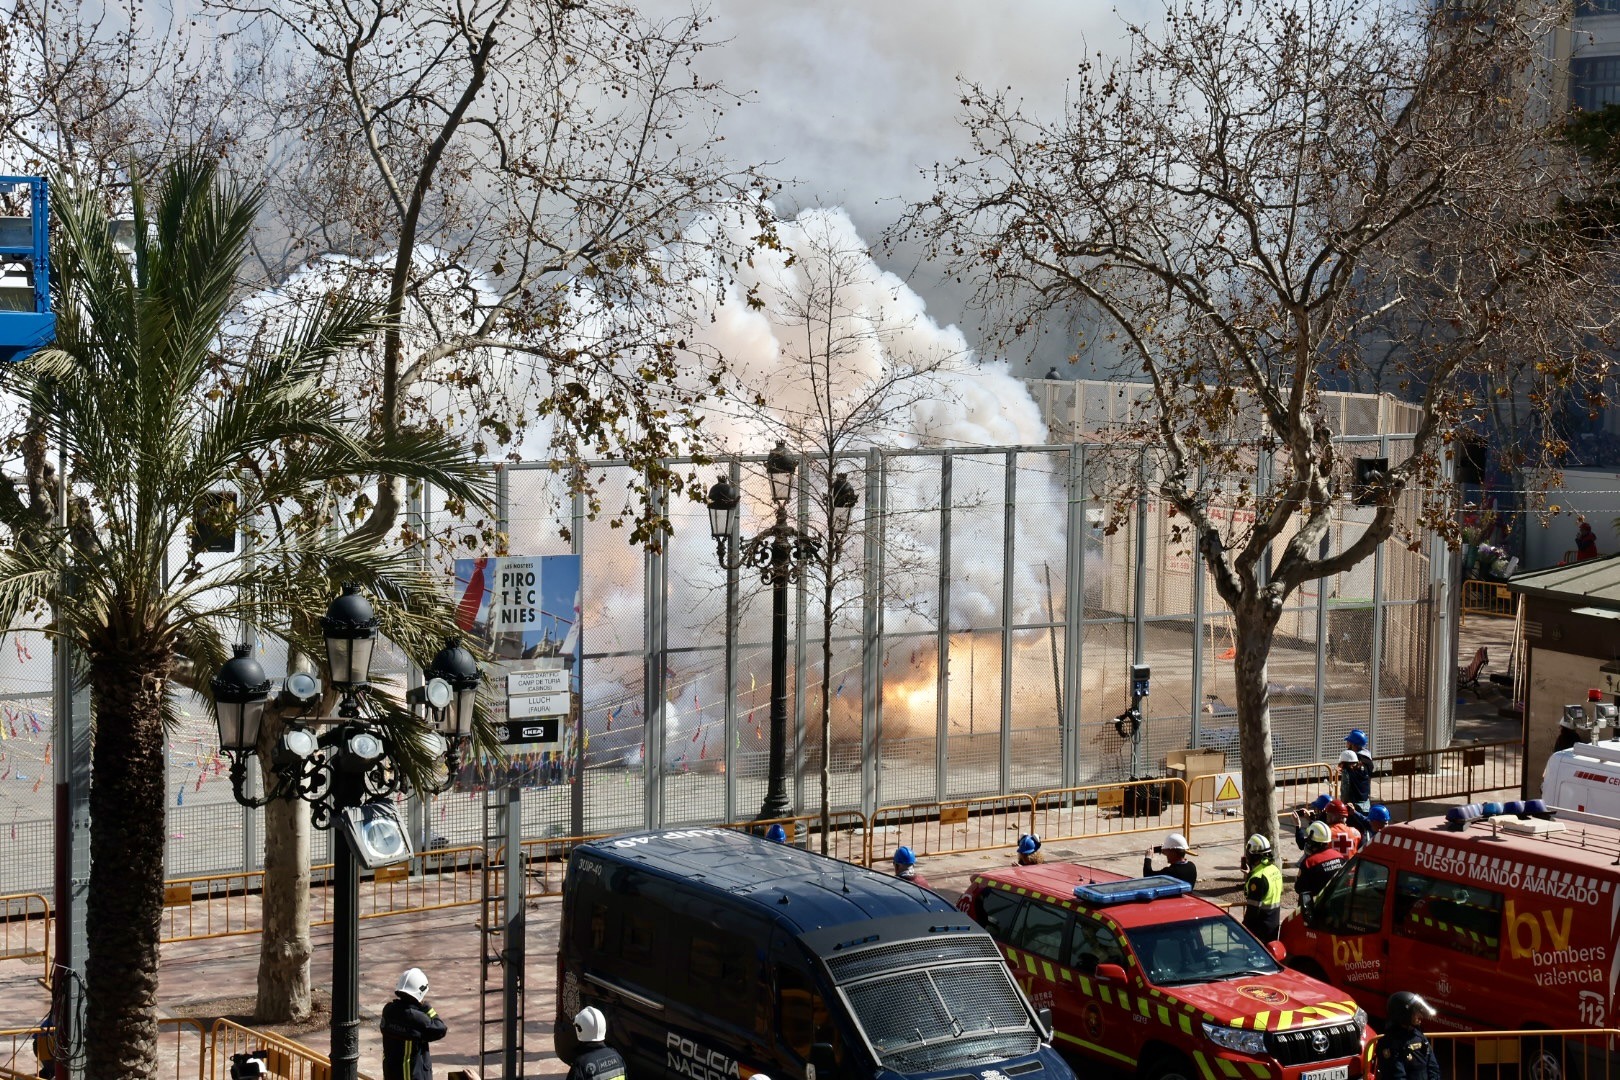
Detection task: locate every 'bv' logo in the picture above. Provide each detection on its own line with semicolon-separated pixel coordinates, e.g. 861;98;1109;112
1506;900;1572;958
1332;938;1363;965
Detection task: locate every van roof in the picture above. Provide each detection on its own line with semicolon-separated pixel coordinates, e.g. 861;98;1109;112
969;863;1221;929
1377;814;1620;871
576;828;959;933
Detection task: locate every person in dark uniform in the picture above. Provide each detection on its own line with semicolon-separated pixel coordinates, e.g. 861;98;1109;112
380;968;447;1080
1378;991;1441;1080
1295;821;1346;906
1240;834;1284;942
1143;832;1196;887
567;1007;627;1080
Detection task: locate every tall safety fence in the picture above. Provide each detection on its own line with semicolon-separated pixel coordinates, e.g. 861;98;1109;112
0;421;1448;899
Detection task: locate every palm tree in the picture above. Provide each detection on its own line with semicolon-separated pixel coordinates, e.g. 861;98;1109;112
0;155;491;1078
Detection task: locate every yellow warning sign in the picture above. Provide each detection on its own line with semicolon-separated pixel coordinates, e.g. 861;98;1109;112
1214;773;1242;803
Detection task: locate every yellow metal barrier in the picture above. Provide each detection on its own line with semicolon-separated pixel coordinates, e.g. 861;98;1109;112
208;1017;342;1080
1369;1028;1619;1080
1374;739;1522;819
867;794;1035;866
719;811;869;865
0;1026;48;1080
163;844;489;943
1460;579;1515;624
1033;777;1187;845
0;893;50;978
160;1016;209;1080
1184;763;1337;834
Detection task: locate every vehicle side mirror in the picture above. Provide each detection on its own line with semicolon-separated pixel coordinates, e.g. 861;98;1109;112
1267;940;1288;963
809;1042;836;1080
1095;962;1128;983
1037;1007;1054;1037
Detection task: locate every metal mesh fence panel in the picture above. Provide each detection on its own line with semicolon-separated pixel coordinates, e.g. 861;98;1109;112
3;424;1448;894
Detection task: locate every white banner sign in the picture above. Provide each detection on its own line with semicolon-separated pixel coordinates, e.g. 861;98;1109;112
509;692;572;719
507;669;567;696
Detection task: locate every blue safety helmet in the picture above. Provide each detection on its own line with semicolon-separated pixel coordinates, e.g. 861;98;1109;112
1368;804;1391;825
1017;834;1042;856
893;845;916;868
1345;728;1369;750
1311;794;1332;811
765;824;787;843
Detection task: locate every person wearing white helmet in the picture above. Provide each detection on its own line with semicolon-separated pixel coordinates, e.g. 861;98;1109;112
1337;748;1373;813
1143;832;1196;887
380;967;447;1080
567;1006;626;1080
1239;834;1283;942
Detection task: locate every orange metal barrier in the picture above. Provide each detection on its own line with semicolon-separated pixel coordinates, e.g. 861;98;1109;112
163;845;489;943
208;1017;342;1080
0;1026;48;1080
519;832;613;898
1460;579;1515;624
719;811;869;865
1185;763;1337;834
0;893;51;978
1033;777;1187;846
1373;739;1522;819
1369;1028;1619;1080
867;794;1035;866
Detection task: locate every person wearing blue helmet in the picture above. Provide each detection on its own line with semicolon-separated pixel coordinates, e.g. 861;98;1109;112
765;823;788;843
1341;730;1375;812
1015;833;1045;865
892;845;931;889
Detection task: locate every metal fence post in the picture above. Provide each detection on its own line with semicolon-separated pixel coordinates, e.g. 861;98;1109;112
935;453;954;803
861;449;884;816
1000;449;1017;796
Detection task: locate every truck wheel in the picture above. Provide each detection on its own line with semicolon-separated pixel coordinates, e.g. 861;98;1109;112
1144;1051;1199;1080
1524;1034;1583;1080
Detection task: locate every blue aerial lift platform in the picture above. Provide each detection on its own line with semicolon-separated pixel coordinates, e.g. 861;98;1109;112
0;176;55;362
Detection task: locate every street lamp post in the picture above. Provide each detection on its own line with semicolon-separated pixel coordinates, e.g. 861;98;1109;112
210;587;478;1080
706;445;858;821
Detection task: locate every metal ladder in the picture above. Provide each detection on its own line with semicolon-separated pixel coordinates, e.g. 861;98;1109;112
479;785;524;1078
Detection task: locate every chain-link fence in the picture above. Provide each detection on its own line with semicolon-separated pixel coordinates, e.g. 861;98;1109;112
0;388;1445;897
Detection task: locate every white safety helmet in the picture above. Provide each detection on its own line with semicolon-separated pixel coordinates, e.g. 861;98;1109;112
1245;833;1273;856
1337;749;1359;765
1161;832;1189;852
396;968;429;1003
574;1005;608;1044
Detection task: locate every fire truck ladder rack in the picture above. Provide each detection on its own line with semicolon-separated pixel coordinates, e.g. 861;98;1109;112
479;785;525;1078
1466;813;1620;862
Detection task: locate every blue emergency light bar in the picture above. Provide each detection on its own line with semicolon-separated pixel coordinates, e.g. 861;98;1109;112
1074;875;1191;905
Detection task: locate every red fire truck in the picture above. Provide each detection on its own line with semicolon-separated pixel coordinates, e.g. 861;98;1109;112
959;864;1369;1080
1280;812;1620;1079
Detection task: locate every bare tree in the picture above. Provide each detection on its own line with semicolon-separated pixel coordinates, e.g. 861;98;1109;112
212;0;772;542
896;0;1620;848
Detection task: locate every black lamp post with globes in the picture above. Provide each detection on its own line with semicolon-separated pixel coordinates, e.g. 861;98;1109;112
210;584;479;1080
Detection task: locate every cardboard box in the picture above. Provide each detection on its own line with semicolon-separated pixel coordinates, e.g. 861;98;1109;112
1165;749;1227;804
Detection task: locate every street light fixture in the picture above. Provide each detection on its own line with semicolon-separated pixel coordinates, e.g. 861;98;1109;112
705;447;859;820
209;585;479;1080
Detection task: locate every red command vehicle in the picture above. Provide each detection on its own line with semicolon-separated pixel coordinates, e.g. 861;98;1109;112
1280;813;1620;1079
959;864;1369;1080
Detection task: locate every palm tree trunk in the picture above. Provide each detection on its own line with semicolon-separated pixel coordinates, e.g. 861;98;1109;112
85;646;171;1080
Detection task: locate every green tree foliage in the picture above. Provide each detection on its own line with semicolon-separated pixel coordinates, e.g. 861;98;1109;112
0;154;491;1079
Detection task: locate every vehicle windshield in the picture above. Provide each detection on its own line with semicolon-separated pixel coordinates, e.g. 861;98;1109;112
840;960;1041;1073
1126;915;1281;987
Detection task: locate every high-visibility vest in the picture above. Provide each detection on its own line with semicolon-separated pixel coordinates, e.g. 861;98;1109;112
1245;860;1284;911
